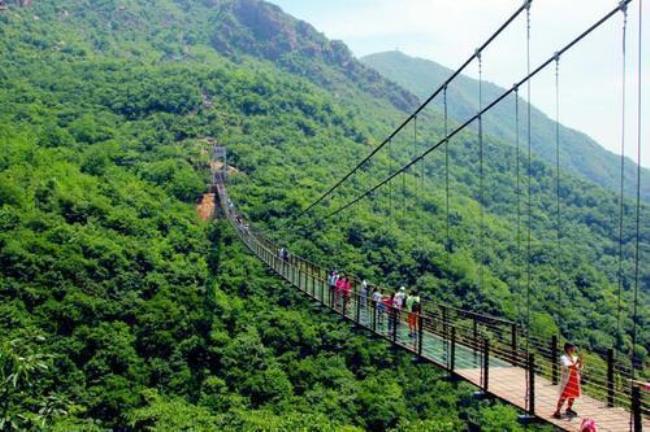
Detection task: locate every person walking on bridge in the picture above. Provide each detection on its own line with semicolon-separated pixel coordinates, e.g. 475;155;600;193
392;287;406;332
372;287;383;328
340;276;351;315
553;343;583;419
328;270;339;308
406;291;421;337
359;279;369;312
335;274;347;311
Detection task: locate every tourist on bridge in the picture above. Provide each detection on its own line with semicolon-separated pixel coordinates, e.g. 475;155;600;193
327;270;339;308
406;291;421;337
392;287;406;327
394;286;406;310
372;287;383;327
339;276;351;314
278;247;289;275
335;273;347;311
553;342;583;419
359;279;369;312
386;292;397;332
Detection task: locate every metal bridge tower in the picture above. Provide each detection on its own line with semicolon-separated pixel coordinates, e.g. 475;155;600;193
212;145;227;184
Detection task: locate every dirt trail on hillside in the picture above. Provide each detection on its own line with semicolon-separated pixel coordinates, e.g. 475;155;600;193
197;193;216;221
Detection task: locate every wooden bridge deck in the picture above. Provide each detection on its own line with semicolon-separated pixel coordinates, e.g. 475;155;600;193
457;366;648;432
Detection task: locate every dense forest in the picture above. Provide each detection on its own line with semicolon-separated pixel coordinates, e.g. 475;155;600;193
0;0;646;429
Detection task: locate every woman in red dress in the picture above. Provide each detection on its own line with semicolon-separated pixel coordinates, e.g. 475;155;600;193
553;342;583;419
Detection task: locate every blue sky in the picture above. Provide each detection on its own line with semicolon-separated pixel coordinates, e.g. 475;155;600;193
271;0;649;168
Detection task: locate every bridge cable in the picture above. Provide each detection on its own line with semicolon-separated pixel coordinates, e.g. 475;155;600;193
389;138;393;219
478;50;485;298
402;146;407;225
514;87;522;326
445;86;451;261
616;2;628;341
413;115;418;231
554;54;562;318
525;0;533;413
287;2;532;223
631;0;642;377
304;0;632;228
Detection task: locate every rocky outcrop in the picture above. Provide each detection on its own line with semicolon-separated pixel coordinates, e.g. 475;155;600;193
210;0;419;113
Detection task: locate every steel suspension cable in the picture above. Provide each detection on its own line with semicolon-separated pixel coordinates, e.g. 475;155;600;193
526;1;532;351
445;86;451;258
515;87;522;323
402;154;406;224
631;0;642;376
554;54;562;311
307;0;632;227
389;138;393;218
287;2;532;223
477;52;485;297
617;3;628;339
524;2;533;415
413;115;418;215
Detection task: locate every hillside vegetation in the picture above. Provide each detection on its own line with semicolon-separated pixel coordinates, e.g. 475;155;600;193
0;0;648;429
0;0;557;430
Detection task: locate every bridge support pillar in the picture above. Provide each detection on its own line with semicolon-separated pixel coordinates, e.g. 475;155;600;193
551;335;559;385
450;327;456;373
518;353;538;425
607;349;615;408
632;385;642;432
473;338;491;399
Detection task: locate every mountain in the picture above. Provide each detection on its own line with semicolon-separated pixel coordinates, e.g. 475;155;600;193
0;0;647;429
211;0;419;112
361;50;650;202
0;0;544;430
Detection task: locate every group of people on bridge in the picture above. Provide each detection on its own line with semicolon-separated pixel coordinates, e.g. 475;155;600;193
327;271;422;338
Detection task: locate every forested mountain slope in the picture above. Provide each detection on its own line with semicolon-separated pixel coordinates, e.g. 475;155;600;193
0;0;647;428
362;50;650;202
0;0;550;429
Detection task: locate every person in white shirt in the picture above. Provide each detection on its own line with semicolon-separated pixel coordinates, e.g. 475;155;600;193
371;288;383;327
553;342;583;419
359;279;369;310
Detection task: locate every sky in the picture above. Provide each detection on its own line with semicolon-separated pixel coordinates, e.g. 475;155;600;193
270;0;649;168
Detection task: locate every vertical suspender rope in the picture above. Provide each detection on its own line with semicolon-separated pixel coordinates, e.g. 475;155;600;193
515;87;522;321
524;2;533;414
631;0;642;375
421;116;425;206
478;50;485;296
616;2;628;340
554;54;562;311
413;115;418;216
388;138;393;218
525;0;532;348
400;126;406;225
445;86;451;256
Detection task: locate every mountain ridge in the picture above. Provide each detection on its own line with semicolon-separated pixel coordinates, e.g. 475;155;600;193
211;0;420;113
361;50;650;202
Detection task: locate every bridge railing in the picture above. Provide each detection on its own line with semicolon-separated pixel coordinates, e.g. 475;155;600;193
214;179;648;429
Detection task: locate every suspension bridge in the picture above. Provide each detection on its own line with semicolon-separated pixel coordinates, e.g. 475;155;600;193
205;0;648;430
